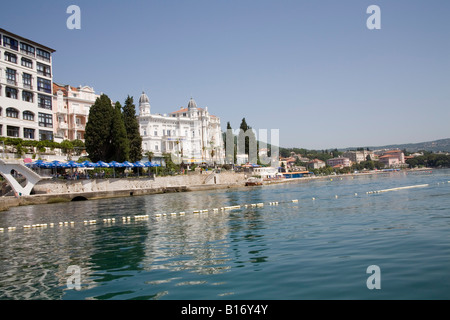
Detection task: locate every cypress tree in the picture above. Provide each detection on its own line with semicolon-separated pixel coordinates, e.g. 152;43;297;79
85;94;114;162
238;117;256;158
109;101;129;162
122;96;142;162
85;94;129;162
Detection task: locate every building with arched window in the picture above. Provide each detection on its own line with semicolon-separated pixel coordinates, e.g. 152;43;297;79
138;92;224;165
52;82;99;142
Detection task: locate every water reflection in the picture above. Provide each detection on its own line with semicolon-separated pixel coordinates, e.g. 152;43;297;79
1;170;448;299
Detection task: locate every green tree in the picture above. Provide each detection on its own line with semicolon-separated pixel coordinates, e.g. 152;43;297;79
85;95;128;162
224;121;236;164
85;94;115;162
109;101;129;162
238;118;257;162
122;96;142;162
145;151;154;162
60;140;74;160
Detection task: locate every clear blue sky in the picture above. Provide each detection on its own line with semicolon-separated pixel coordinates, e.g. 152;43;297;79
2;0;449;149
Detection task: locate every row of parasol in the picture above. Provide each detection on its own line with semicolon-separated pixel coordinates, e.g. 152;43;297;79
27;159;161;169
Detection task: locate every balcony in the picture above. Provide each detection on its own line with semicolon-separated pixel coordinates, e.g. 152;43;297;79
58;122;69;130
72;107;88;116
75;124;85;131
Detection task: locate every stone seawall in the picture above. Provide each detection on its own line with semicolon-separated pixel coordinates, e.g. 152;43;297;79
1;172;246;212
32;171;246;195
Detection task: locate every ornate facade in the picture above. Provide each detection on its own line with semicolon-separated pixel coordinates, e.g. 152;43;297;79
138;92;224;165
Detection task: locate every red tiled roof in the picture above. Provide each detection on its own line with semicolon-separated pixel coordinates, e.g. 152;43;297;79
53;82;79;96
170;107;203;114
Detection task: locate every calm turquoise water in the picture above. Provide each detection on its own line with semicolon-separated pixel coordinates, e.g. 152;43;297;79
1;169;449;300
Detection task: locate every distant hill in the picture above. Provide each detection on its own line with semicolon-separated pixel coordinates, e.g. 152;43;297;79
344;138;450;153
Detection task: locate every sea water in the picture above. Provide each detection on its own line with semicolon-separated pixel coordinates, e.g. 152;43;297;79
1;169;449;300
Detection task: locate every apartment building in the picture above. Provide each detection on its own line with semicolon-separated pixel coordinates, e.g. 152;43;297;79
342;150;376;164
0;28;55;141
326;156;351;168
378;149;405;167
53;82;99;142
307;158;326;169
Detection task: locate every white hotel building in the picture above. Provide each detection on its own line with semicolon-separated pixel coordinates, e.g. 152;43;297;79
138;92;224;165
0;28;55;141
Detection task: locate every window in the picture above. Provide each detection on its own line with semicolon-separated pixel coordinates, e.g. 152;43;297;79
4;51;17;63
23;128;35;139
23;73;32;89
36;48;50;62
21;57;33;68
37;77;51;93
20;43;35;56
3;36;18;51
154;130;158;136
5;87;18;99
6;68;16;85
38;94;52;109
22;91;33;103
155;144;159;151
23;111;35;121
6;107;19;118
7;126;20;137
39;130;53;141
38;112;53;128
37;63;51;77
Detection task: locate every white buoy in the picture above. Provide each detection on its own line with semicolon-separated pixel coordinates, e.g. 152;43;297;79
355;193;358;196
312;197;315;200
335;195;338;199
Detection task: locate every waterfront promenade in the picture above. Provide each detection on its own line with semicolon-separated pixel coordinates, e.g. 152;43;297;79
0;168;433;212
0;171;247;212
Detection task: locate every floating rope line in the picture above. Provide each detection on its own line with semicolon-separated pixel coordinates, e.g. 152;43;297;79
1;181;449;232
